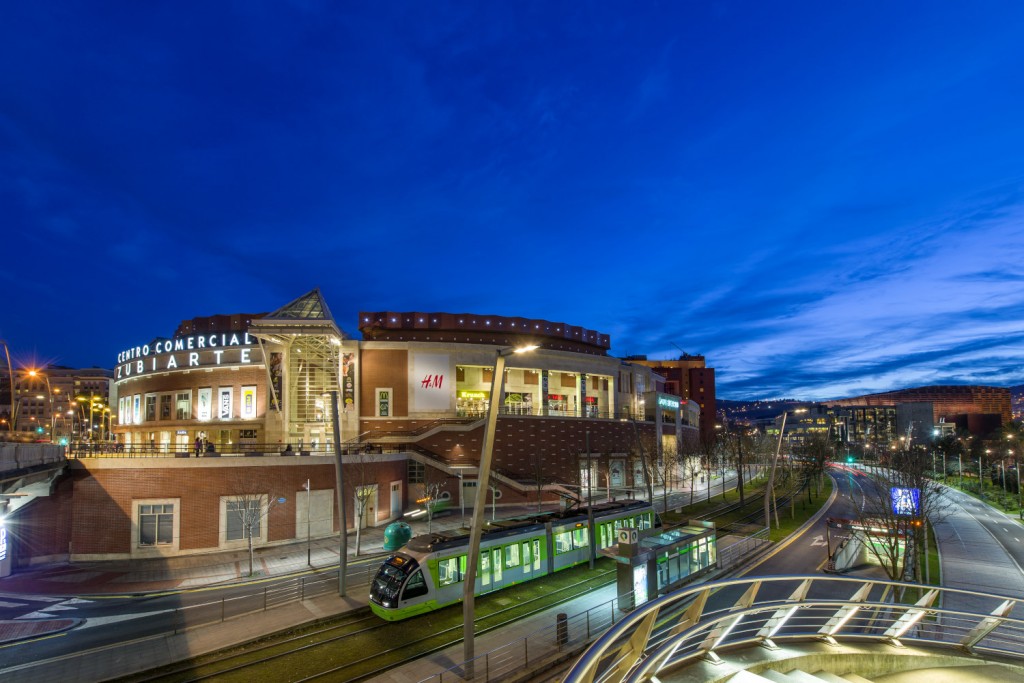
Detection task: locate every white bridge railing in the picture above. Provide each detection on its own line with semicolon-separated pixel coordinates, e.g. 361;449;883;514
564;575;1024;683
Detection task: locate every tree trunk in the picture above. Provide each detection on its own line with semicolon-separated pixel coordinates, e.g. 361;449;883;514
737;440;745;505
247;528;255;577
355;511;363;556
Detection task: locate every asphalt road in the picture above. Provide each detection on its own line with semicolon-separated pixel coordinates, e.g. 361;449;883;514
0;556;378;667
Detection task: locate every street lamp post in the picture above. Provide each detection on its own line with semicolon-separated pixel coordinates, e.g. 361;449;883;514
766;408;805;531
28;369;55;440
982;449;990;493
0;340;13;431
463;344;536;676
305;478;312;566
329;391;347;597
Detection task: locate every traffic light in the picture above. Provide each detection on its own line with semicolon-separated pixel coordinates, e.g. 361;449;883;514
846;455;855;464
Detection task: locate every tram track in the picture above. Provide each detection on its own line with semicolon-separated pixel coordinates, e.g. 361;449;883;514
117;566;617;683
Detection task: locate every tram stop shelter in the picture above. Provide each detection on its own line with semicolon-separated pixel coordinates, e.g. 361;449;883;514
602;520;717;611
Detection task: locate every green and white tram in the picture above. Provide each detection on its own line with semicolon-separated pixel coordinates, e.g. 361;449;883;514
369;500;657;621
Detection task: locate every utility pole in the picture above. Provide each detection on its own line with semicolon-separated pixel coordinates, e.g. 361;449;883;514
330;391;347;597
306;478;312;566
586;429;595;570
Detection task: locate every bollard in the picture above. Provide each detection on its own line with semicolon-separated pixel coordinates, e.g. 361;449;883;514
556;612;568;646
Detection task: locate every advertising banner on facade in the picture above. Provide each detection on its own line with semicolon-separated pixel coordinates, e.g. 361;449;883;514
269;352;283;411
219;388;233;420
342;353;356;413
197;388;212;421
241;386;256;419
412;353;450;411
377;388;392;417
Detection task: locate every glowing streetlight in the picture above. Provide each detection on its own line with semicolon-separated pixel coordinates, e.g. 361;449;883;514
27;369;55;439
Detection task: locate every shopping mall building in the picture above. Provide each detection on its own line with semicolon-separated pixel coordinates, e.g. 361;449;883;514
12;290;700;566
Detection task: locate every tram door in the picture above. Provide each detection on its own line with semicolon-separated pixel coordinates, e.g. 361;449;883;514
491;548;503;587
479;548;504;590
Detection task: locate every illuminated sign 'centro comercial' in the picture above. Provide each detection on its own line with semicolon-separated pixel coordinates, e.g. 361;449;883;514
115;333;257;380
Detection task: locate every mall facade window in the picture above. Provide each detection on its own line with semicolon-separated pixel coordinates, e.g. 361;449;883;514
139;504;173;546
132;498;180;557
221;496;267;546
176;392;192;420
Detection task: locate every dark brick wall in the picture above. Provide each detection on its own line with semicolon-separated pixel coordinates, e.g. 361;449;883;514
16;458;407;560
360;349;409;417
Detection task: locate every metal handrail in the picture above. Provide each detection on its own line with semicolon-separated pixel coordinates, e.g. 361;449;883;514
564;575;1024;683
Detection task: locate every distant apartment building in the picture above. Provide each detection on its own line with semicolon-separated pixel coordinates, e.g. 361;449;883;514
6;366;112;442
625;355;716;441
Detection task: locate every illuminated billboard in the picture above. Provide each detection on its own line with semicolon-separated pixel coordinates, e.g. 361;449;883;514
890;487;920;516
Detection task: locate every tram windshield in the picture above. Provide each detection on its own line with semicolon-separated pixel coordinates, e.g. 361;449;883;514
370;554;419;608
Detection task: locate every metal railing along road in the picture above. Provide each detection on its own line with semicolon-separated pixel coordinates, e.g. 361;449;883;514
161;565;377;631
64;442;380;459
564;575;1024;683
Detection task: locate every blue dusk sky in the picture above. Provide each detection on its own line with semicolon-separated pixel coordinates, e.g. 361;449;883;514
3;2;1024;401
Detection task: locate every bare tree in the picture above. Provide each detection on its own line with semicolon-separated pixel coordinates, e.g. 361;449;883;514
795;433;834;501
629;420;657;502
678;436;704;506
225;470;284;576
527;451;548;512
347;448;386;556
842;442;951;584
416;466;447;534
697;433;720;503
650;436;680;514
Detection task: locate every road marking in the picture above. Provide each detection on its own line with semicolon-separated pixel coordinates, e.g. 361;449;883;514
810;535;828;547
59;598;95;606
80;609;174;629
0;601;26;608
0;632;66;650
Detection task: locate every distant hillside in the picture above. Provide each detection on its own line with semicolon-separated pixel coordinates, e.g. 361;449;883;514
718;398;807;424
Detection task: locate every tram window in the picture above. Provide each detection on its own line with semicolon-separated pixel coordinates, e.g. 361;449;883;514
438;556;463;586
554;531;573;554
522;541;532;573
532;539;541;570
481;552;491;585
572;527;589;548
402;570;428;599
505;543;520;568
